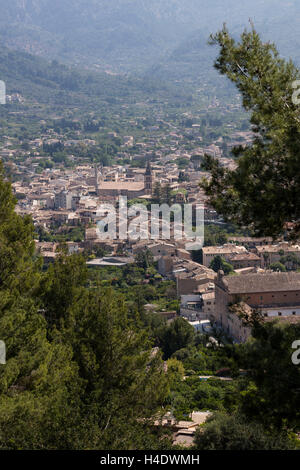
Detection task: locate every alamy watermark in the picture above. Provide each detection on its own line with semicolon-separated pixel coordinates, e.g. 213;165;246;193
95;197;204;250
292;80;300;105
292;340;300;365
0;340;6;364
0;81;5;105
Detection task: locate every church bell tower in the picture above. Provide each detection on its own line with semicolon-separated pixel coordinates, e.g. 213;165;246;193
145;161;153;194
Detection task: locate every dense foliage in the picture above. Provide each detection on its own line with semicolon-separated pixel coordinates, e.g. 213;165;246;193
194;413;298;450
0;165;170;449
201;26;300;238
0;161;299;449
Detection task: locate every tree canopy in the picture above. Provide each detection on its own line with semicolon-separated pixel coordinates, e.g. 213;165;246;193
194;412;298;450
201;25;300;239
0;166;170;450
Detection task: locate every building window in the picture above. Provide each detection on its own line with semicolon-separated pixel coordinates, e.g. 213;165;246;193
278;312;282;316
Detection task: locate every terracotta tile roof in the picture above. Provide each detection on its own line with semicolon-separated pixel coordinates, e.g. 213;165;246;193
229;252;260;261
99;182;144;190
223;272;300;294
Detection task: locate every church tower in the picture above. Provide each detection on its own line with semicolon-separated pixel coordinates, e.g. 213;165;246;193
144;161;153;194
94;164;99;194
94;164;103;195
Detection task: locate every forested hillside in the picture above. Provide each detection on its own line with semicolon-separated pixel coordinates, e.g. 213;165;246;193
0;46;188;107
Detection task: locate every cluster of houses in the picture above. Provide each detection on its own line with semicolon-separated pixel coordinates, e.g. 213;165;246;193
10;157;300;345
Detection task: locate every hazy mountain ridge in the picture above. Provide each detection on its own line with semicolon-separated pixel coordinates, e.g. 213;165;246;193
0;45;192;110
1;0;299;71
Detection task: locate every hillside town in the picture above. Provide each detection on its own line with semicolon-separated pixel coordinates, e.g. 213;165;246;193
7;123;300;347
0;0;300;455
6;129;300;447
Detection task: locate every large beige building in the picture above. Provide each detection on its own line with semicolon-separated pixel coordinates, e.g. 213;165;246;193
202;244;248;267
256;242;300;267
96;161;153;198
214;271;300;343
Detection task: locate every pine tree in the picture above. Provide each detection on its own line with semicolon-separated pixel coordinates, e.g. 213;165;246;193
0;165;85;449
55;287;169;449
201;25;300;238
0;167;171;450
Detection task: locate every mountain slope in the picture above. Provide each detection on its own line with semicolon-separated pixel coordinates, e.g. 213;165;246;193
1;1;300;71
0;45;190;110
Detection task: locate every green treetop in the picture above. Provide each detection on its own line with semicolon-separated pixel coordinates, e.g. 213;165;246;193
201;25;300;239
